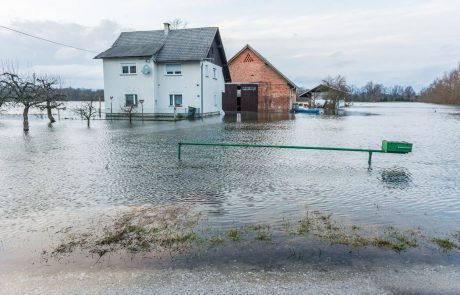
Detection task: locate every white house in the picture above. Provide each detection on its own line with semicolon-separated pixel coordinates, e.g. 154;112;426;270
95;23;231;118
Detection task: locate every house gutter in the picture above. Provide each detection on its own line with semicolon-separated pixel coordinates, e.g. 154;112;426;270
201;61;204;119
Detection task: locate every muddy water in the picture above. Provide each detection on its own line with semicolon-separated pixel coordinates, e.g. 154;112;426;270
0;102;460;271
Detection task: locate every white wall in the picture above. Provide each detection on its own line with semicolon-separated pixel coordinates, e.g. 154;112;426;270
155;61;224;115
202;61;225;115
103;57;155;113
103;58;225;115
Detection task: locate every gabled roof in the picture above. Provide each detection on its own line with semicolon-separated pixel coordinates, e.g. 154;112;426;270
95;27;219;62
300;84;348;97
228;44;297;89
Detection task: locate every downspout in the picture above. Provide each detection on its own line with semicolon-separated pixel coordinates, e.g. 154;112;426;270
201;61;204;119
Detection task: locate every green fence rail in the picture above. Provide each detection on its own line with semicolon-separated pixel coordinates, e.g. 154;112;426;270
177;141;412;166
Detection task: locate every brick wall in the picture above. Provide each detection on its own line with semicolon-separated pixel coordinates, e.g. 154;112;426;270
229;47;295;112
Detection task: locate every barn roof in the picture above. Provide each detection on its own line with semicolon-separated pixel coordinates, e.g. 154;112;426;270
95;27;219;62
228;44;297;89
299;84;348;97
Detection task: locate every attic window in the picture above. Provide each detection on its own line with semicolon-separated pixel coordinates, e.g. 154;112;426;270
243;53;254;63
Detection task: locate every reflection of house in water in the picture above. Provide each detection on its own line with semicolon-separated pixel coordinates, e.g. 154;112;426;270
223;45;297;113
298;84;348;111
223;112;294;123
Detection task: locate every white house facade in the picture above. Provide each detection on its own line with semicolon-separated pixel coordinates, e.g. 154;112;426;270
95;24;231;118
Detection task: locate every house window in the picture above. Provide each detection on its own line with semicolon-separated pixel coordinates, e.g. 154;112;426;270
213;68;217;79
169;94;183;106
125;94;138;106
121;63;137;74
166;64;182;75
205;65;209;77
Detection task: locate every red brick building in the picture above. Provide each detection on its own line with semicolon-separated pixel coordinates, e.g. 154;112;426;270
223;45;297;113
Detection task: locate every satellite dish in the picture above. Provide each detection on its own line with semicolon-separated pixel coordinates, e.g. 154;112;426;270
142;65;151;75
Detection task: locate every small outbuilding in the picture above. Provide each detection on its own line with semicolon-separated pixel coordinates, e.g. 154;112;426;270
223;45;297;113
299;84;348;108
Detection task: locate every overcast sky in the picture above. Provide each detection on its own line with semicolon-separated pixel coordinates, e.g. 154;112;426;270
1;0;459;90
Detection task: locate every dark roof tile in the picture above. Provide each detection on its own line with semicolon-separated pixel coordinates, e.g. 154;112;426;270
95;27;218;61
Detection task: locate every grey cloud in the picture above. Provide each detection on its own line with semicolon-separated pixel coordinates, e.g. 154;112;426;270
0;20;124;88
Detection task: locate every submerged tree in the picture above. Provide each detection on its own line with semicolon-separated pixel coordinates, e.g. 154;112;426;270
36;76;66;123
321;75;349;114
0;79;8;110
120;103;136;124
0;72;43;131
74;100;97;127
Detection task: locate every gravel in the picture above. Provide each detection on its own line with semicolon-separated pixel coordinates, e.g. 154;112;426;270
1;264;460;295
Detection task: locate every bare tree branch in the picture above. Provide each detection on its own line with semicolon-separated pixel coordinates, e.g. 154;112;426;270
120;102;136;124
73;100;97;127
168;18;188;30
0;72;44;131
36;76;67;123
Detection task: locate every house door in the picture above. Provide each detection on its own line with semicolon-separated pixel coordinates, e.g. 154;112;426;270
223;84;238;112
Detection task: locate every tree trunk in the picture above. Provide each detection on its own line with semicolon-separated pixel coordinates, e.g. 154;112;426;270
47;101;56;123
87;117;91;127
23;105;30;132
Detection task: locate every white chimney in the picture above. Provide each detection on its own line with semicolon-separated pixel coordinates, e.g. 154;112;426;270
163;23;171;36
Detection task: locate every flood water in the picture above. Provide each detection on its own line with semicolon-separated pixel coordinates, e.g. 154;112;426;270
1;102;460;270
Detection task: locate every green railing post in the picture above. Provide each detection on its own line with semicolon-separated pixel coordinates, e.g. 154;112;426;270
368;151;372;166
178;142;182;160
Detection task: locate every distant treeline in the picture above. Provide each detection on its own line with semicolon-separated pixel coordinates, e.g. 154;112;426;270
349;83;417;102
61;88;104;101
419;65;460;105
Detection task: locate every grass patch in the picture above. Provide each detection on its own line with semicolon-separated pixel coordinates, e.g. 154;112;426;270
46;205;201;260
228;229;242;241
297;215;313;235
254;231;272;241
433;238;457;251
47;206;459;262
208;236;225;247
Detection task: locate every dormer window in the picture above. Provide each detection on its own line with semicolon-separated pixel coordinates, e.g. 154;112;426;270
166;64;182;75
121;63;136;74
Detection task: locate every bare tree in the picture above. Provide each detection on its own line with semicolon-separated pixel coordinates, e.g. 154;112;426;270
420;64;460;105
1;72;43;131
120;103;136;124
322;75;349;114
36;76;66;123
0;79;8;110
169;18;188;30
74;100;97;127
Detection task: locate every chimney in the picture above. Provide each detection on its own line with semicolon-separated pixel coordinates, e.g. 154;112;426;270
163;22;171;36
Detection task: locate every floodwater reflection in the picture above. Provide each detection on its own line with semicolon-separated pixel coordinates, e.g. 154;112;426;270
379;167;412;190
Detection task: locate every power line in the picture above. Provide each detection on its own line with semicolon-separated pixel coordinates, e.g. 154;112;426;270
0;24;98;54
